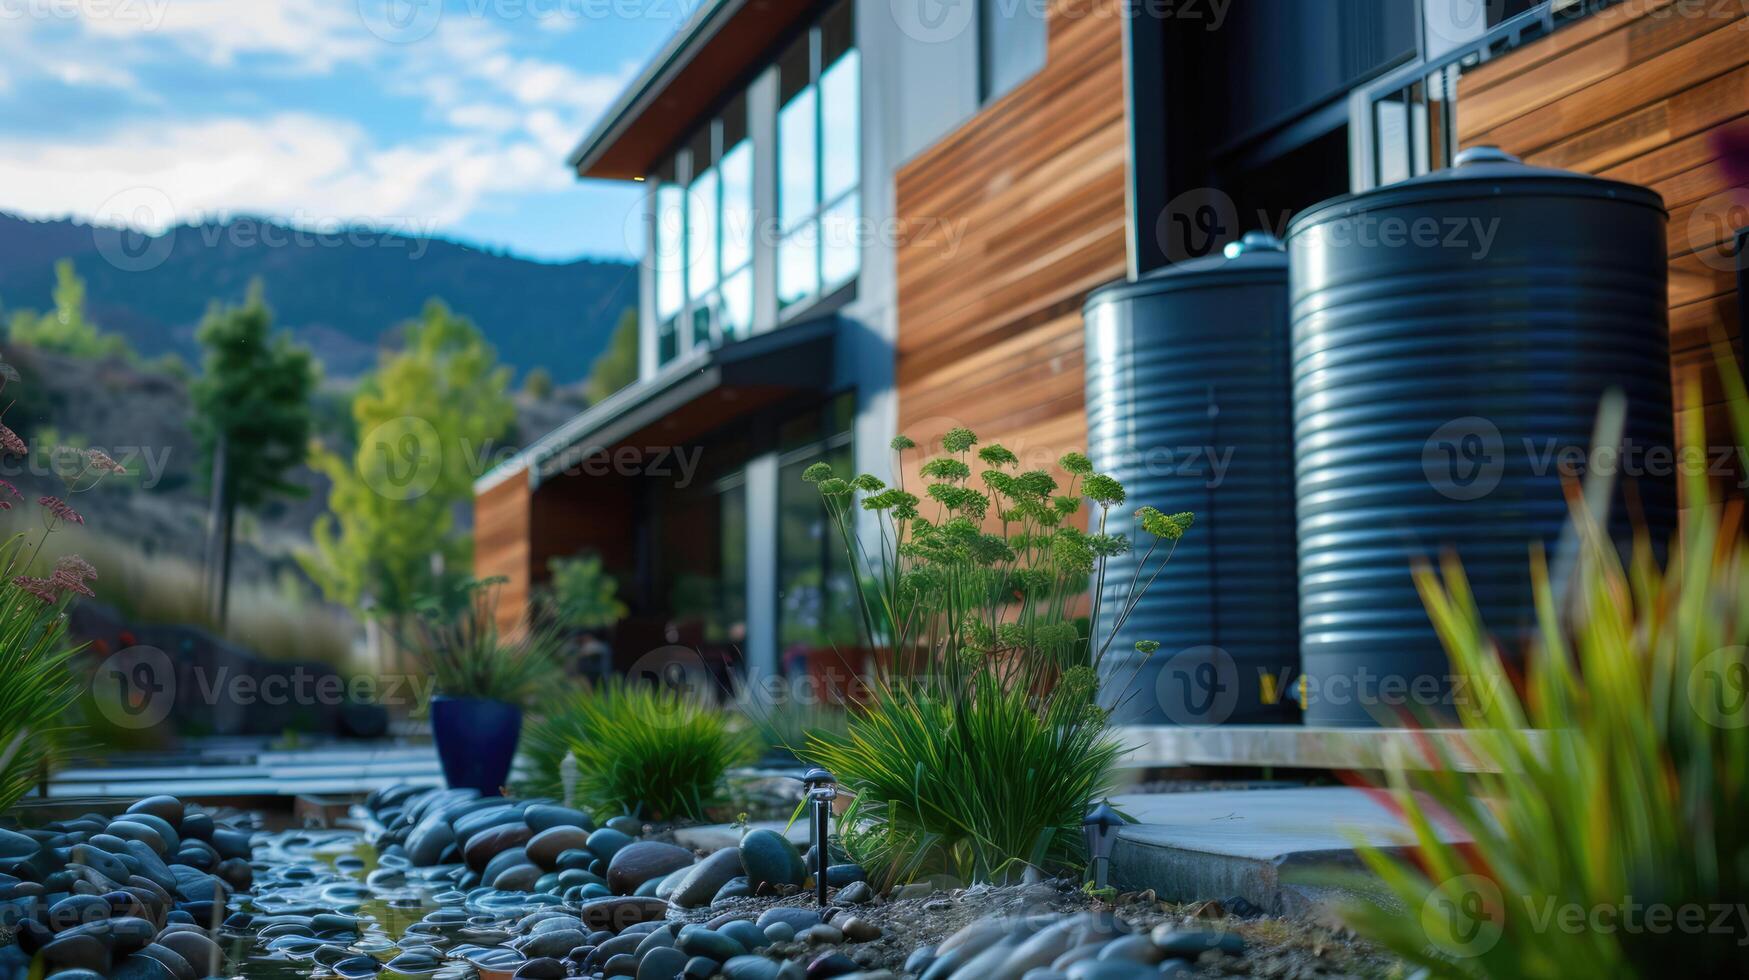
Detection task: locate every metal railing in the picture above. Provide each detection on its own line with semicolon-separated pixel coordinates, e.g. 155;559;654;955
1349;0;1617;192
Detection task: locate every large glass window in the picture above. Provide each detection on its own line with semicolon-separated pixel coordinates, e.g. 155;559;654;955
651;95;753;368
777;0;859;313
979;0;1047;103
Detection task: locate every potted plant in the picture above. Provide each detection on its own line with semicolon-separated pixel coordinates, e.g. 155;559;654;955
404;577;563;795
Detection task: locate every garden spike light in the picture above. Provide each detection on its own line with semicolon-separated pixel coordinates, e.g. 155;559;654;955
802;767;838;905
1083;801;1126;890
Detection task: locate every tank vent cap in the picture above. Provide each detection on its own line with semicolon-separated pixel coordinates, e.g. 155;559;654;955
1222;231;1286;259
1453;145;1521;168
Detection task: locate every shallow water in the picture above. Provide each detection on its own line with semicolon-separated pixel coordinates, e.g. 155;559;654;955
229;829;546;979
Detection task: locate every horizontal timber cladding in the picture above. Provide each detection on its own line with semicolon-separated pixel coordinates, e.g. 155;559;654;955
474;472;534;633
893;0;1128;485
1455;0;1749;499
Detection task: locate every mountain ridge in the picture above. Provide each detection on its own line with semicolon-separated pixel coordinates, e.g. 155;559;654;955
0;211;638;382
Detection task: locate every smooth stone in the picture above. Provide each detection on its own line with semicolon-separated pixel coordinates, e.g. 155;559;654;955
208;829;252;863
632;923;678;956
154;930;223;973
808;952;860;980
1156;961;1195;979
494;864;544;892
1021;972;1069;980
177;813;213;842
521;929;588;958
836;881;873;905
801;925;844;944
134;942;194;978
120;814;179;856
713;876;753;902
677;924;746;961
606;953;642;976
0;828;39;860
606;816;644;836
46;894;110;931
824;865;866;887
555;849;598;873
654;865;693;900
738;830;804;892
992;918;1080;980
607;841;695;895
756;907;821;931
577;895;670;932
1065;962;1156;980
404;819;456;867
68;845;130;884
453;804;523;845
723;955;782;980
587;828;636;862
526;805;595;833
671;847;744;908
683;956;720;980
333;955;383;978
837;917;880;943
107;953;176;980
639;944;690;980
530;827;596;872
466;824;535;871
482;847;533;885
105;822;168;857
516;956;569;979
1098;937;1165;965
903;946;937;974
763;922;796;944
719;919;768;951
41;934;108;972
1148;928;1244;958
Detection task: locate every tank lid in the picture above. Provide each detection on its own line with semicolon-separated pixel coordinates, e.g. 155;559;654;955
1084;231;1286;308
1286;144;1667;237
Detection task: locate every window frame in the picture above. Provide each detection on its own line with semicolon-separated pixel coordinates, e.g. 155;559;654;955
651;100;755;369
777;2;860;317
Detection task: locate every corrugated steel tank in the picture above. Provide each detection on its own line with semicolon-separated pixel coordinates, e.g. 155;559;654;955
1084;232;1300;725
1286;147;1677;727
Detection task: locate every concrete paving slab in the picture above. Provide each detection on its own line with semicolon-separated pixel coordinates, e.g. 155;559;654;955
1109;787;1467;916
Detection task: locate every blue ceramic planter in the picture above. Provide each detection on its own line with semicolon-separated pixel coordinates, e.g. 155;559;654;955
430;695;522;795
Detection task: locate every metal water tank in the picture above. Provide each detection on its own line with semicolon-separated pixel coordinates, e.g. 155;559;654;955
1287;147;1676;727
1084;232;1300;726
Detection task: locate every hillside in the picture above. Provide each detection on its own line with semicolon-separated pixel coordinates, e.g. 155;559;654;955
0;212;637;382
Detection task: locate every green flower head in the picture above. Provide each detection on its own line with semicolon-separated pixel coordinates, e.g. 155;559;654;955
1136;507;1194;540
1050;531;1096;576
920;457;972;482
1083;474;1126;506
1059;451;1093;475
1134;640;1161;655
1061;664;1097;699
941;427;978;454
802;462;834;484
817;478;852;497
977;444;1019;468
852;473;886;492
891;434;917;452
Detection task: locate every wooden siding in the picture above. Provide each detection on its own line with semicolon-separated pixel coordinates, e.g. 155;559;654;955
473;471;533;632
1457;0;1748;485
893;0;1127;478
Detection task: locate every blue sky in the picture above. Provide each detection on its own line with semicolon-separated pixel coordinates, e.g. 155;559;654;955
0;0;693;261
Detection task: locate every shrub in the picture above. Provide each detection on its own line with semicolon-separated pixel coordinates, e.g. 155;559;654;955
0;536;84;810
1343;360;1749;978
544;552;627;632
522;681;755;822
798;429;1192;884
400;577;564;706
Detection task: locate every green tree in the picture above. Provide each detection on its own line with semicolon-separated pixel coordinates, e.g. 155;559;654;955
7;260;131;358
301;301;516;629
522;366;554;400
190;282;318;625
584;308;638;404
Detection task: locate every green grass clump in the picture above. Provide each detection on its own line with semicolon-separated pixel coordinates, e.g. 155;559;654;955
1344;354;1749;978
400;577;564;707
523;681;756;822
0;535;84;810
805;669;1120;889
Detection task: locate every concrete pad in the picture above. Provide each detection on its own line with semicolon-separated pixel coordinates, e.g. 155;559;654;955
1108;787;1467;916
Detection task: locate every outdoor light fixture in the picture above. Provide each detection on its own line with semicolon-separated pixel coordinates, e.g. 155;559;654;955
1083;801;1126;890
802;767;838;905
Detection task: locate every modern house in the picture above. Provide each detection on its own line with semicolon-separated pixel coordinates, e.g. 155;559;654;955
475;0;1746;701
